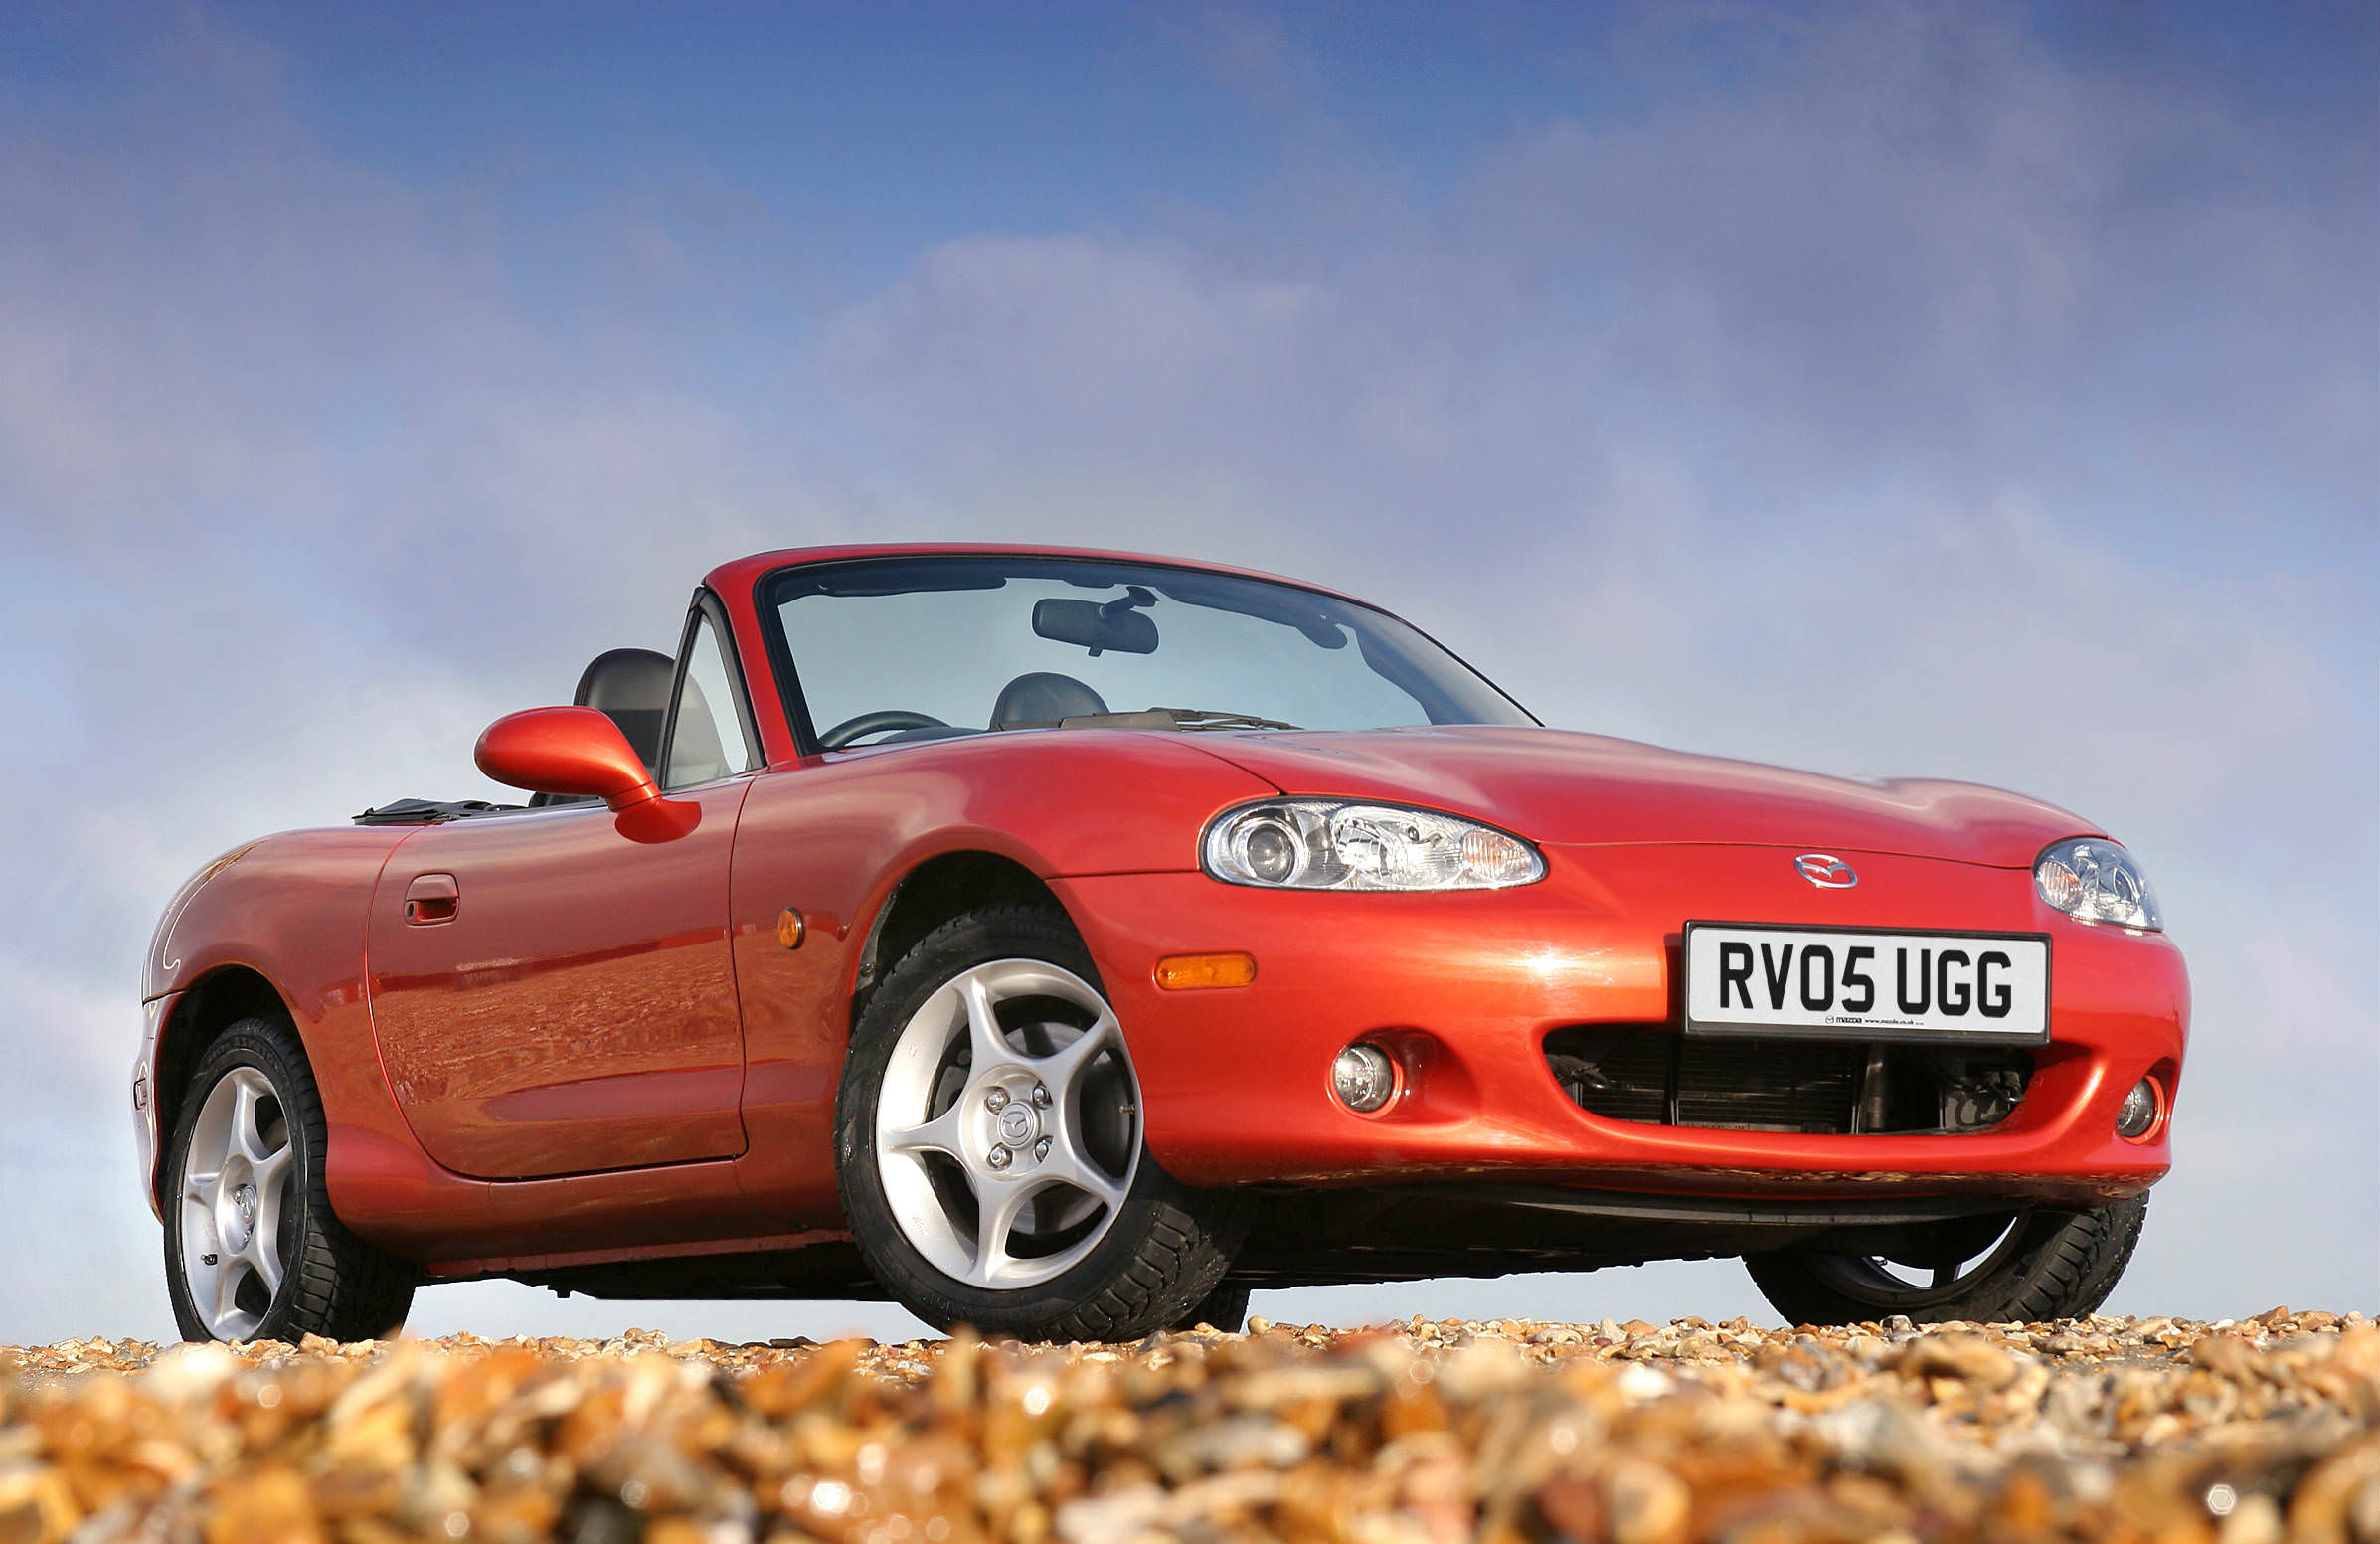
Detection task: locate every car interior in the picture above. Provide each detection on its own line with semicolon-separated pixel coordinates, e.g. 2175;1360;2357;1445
990;671;1108;725
577;648;675;771
356;615;1341;823
813;671;1128;749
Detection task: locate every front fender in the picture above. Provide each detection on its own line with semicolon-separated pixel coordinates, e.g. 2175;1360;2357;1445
138;825;422;1227
133;990;184;1220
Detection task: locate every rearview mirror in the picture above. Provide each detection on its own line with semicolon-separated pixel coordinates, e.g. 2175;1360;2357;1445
1033;596;1158;657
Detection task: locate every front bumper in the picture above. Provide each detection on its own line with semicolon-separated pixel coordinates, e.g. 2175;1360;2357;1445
1055;844;2188;1206
133;990;180;1221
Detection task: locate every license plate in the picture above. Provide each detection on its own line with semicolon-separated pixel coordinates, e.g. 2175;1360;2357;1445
1683;923;2051;1042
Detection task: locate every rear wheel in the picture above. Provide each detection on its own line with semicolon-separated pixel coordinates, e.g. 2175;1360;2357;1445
836;906;1245;1340
1745;1197;2147;1326
163;1017;417;1343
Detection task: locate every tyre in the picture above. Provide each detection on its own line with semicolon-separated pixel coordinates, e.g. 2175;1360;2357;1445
163;1017;417;1343
1172;1281;1251;1333
1744;1197;2148;1326
835;905;1245;1340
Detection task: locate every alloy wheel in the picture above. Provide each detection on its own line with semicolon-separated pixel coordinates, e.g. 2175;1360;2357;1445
872;958;1139;1290
177;1066;295;1340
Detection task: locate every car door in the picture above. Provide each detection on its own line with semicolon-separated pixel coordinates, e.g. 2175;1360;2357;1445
366;600;765;1180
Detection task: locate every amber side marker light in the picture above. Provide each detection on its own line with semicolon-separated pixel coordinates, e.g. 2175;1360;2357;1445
1154;952;1258;990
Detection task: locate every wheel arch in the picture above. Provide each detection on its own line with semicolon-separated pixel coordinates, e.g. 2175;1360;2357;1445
849;850;1072;1034
151;965;300;1210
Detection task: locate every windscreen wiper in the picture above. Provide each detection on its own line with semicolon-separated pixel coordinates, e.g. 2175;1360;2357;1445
1152;707;1301;731
1001;707;1301;732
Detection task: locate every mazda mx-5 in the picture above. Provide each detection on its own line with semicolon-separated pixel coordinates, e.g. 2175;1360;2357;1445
137;545;2186;1342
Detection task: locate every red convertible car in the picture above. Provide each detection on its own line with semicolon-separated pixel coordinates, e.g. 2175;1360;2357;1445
137;545;2186;1344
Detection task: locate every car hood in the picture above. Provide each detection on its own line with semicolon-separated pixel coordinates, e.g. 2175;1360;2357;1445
1187;726;2096;868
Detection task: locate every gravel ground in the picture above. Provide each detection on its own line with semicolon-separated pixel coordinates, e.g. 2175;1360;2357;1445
3;1308;2376;1543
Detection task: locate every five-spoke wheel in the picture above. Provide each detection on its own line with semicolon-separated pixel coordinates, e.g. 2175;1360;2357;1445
177;1066;296;1339
837;906;1245;1340
875;958;1139;1289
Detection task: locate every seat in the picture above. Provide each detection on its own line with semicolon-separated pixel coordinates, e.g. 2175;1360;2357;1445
528;647;674;806
991;672;1109;727
575;648;675;771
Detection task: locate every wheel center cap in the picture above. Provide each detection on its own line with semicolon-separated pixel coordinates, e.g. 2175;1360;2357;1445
996;1104;1037;1146
230;1183;257;1246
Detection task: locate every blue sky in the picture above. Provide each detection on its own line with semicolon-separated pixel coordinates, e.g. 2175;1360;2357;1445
0;1;2372;1344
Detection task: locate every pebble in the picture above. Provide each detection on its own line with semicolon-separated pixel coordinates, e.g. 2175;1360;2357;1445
0;1309;2373;1541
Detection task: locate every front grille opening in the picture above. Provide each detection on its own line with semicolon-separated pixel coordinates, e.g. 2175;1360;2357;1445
1544;1026;2030;1135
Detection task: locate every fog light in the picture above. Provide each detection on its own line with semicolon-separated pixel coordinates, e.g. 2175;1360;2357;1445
1331;1043;1397;1113
2116;1078;2159;1139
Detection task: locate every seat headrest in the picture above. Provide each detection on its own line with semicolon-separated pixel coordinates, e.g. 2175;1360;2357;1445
573;647;675;773
991;672;1110;727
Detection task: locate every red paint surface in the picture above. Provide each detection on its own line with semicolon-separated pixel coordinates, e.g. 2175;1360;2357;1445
1194;728;2099;867
1057;847;2184;1204
136;544;2191;1280
722;730;1277;1224
364;788;752;1179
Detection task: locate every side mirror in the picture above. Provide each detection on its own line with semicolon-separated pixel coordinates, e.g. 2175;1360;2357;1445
476;707;660;811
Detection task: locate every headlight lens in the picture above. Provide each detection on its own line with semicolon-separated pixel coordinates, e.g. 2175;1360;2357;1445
2034;838;2162;930
1203;800;1545;891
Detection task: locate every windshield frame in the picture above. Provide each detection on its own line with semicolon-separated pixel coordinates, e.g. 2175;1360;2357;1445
751;553;1538;758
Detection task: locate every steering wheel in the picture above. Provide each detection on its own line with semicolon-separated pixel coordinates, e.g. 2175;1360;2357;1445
819;709;950;750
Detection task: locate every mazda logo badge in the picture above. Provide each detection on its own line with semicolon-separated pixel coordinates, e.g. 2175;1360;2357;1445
1794;853;1858;888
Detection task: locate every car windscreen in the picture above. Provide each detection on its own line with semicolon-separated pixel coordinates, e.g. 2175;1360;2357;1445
764;556;1535;750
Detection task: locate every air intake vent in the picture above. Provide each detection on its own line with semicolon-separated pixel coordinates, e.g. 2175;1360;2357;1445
1544;1027;2028;1135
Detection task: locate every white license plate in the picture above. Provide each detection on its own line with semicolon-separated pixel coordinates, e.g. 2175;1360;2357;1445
1683;923;2050;1042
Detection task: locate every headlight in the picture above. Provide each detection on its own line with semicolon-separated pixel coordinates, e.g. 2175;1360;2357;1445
1202;799;1545;891
2034;838;2162;930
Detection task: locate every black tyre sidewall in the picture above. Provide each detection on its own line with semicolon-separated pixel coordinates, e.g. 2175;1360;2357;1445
835;907;1236;1337
1174;1282;1252;1334
1747;1196;2150;1327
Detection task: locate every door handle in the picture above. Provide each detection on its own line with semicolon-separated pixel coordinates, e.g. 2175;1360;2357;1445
404;873;459;925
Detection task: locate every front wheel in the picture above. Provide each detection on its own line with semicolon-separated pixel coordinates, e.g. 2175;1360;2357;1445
1173;1281;1252;1333
1745;1196;2148;1326
835;906;1245;1340
163;1017;417;1343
